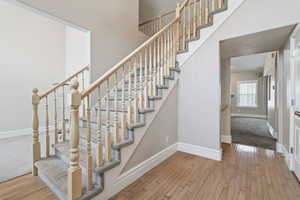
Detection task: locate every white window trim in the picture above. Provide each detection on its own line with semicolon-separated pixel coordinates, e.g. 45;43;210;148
236;80;258;108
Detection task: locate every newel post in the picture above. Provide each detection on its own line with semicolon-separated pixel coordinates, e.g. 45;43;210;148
68;80;82;200
32;88;41;176
176;3;181;51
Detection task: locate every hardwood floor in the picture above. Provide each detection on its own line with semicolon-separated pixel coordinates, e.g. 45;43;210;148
1;144;299;200
111;144;300;200
0;174;57;200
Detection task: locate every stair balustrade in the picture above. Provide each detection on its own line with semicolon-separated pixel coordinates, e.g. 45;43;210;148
31;0;227;199
31;66;89;176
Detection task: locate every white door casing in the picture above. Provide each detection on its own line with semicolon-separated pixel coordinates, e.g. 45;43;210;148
290;25;300;179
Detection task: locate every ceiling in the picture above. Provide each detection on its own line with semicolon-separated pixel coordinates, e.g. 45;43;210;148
231;52;269;72
220;24;296;59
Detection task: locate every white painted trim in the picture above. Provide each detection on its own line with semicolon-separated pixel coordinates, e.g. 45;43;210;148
266;122;277;138
231;113;267;119
282;144;292;170
0;126;54;139
177;142;222;161
111;143;178;197
276;142;283;153
221;134;232;144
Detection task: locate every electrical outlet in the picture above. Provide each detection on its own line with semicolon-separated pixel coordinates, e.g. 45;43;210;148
166;136;169;143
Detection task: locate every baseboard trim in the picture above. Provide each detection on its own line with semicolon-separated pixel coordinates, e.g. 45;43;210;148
177;142;222;161
231;113;267;119
281;144;292;170
0;126;53;139
112;143;178;197
221;135;232;144
266;122;277;138
276;142;283;153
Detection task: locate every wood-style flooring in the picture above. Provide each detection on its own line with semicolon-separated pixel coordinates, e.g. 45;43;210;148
111;144;300;200
0;143;299;200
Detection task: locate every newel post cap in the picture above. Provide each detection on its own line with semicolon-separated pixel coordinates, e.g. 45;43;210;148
32;88;40;105
70;80;81;107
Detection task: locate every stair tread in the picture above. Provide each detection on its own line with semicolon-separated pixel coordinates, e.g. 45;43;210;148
35;157;87;199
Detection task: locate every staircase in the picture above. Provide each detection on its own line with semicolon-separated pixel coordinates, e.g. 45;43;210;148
31;0;228;199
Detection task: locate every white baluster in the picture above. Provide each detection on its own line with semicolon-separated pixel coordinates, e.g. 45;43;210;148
114;73;120;143
97;86;103;166
45;96;49;158
133;57;139;123
144;48;148;108
121;66;127;141
105;80;111;162
139;52;144;110
153;40;157;96
86;95;93;191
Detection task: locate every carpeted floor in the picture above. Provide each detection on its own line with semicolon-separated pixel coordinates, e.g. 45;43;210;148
231;117;276;150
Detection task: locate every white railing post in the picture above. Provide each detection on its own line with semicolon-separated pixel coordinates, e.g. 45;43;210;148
68;80;82;200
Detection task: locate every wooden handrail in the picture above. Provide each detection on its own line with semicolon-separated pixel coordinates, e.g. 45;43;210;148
82;18;179;98
40;66;89;99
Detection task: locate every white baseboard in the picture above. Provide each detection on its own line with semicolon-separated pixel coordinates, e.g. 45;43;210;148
112;143;178;197
231;113;267;119
177;142;222;161
0;126;53;140
281;144;292;170
266;122;277;138
276;142;283;153
221;135;232;144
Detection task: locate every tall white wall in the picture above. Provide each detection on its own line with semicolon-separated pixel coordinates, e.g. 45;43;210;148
0;1;65;132
17;0;148;84
178;0;300;151
65;26;91;87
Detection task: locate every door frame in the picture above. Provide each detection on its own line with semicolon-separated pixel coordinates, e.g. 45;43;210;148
288;24;300;171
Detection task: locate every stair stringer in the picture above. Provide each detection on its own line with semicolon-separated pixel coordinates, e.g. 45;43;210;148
94;75;180;200
177;0;247;65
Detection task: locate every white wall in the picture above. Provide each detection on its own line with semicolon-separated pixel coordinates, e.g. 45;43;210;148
230;70;267;116
278;35;292;150
17;0;148;85
122;85;178;172
0;1;65;132
139;0;180;23
65;26;91;89
178;0;300;151
220;58;231;137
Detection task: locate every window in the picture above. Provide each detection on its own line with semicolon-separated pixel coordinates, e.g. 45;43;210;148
237;81;257;107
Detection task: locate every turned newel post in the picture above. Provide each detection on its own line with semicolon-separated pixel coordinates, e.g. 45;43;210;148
32;88;41;176
68;80;82;200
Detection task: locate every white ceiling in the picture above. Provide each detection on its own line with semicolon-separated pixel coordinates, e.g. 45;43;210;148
231;52;269;72
220;25;296;59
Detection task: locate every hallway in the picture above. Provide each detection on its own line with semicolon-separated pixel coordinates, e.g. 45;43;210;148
231;117;276;150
